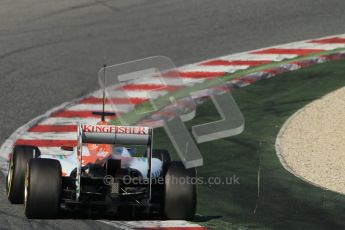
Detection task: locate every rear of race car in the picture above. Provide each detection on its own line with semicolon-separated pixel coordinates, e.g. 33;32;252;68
6;124;197;220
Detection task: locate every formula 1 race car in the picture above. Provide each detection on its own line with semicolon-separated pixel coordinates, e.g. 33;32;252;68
6;122;197;219
6;91;197;221
6;62;198;220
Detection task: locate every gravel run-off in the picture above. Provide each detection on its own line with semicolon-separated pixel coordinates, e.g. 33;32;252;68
276;86;345;194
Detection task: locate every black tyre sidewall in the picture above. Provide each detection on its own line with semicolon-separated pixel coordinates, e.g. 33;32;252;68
7;145;40;204
162;161;197;220
25;158;61;219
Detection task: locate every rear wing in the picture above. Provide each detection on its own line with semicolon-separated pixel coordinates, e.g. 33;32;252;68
75;124;153;200
80;124;152;145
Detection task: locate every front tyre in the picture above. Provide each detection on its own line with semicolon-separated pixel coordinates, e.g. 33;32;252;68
6;145;40;204
162;161;197;220
24;158;62;219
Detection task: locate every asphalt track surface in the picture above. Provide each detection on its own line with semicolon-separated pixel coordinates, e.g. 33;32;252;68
1;0;345;229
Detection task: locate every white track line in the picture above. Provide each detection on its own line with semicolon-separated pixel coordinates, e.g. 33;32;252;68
217;53;298;62
279;42;345;50
98;90;168;100
159;76;206;86
66;104;133;113
18;132;77;141
179;64;250;72
122;75;205;87
39;117;104;125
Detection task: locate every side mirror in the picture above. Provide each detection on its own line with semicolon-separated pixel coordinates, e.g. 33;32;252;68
61;146;74;151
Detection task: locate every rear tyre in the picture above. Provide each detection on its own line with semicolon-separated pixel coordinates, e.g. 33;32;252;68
145;149;171;165
162;161;197;220
6;145;40;204
24;158;61;219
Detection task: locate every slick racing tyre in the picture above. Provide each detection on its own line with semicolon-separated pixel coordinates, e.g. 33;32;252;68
24;158;62;219
162;161;197;220
6;145;40;204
